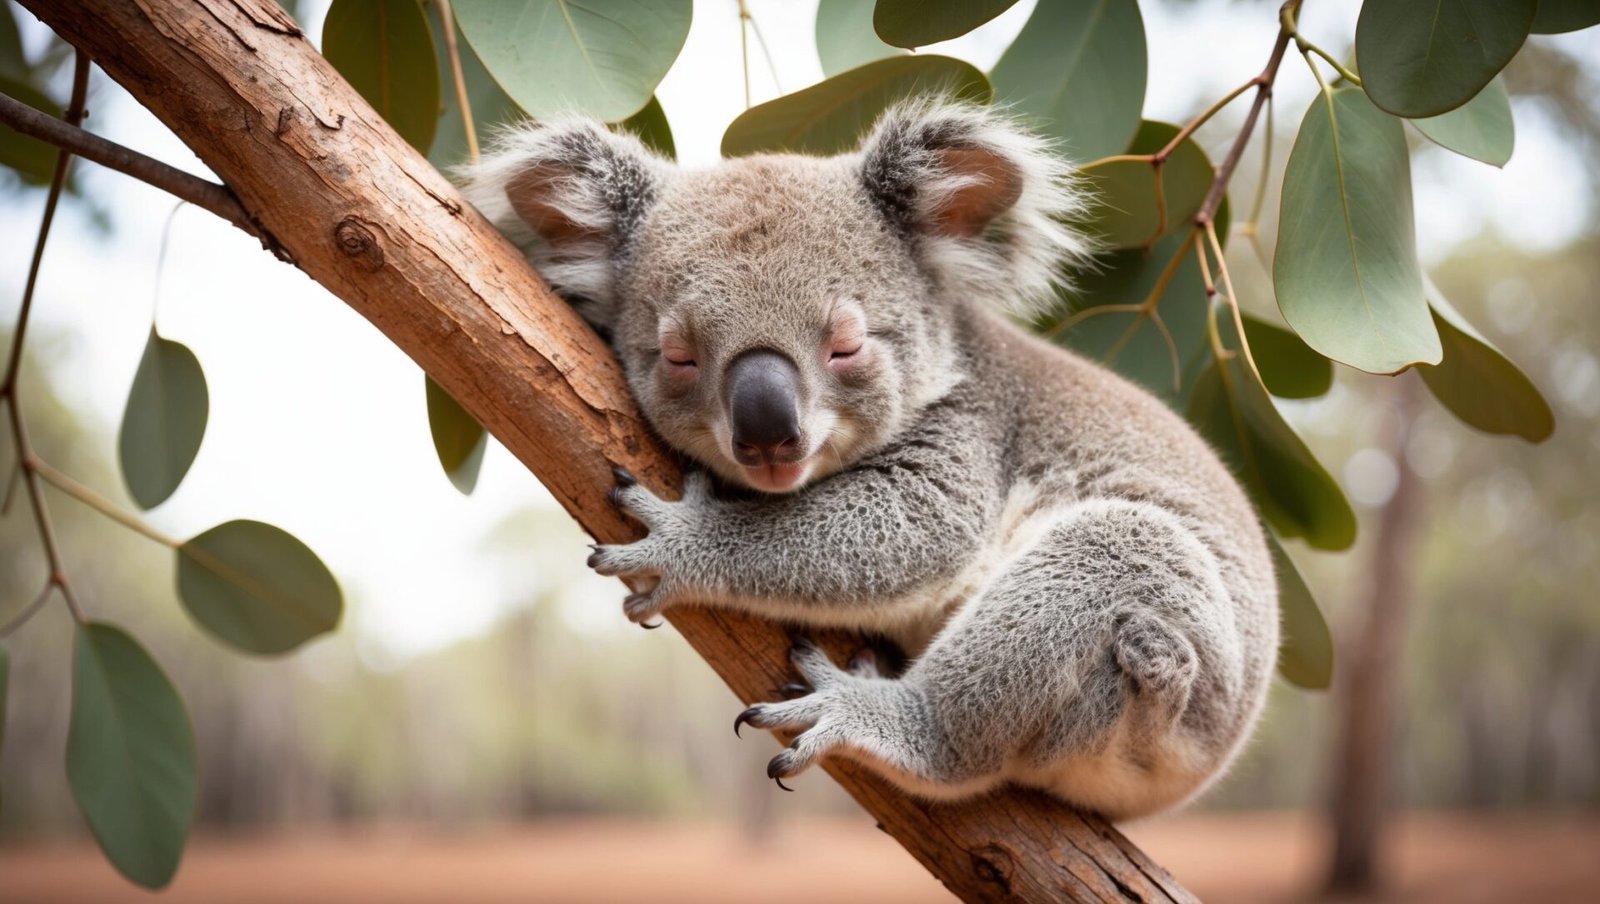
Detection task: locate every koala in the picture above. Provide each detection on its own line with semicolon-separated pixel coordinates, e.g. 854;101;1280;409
463;101;1279;821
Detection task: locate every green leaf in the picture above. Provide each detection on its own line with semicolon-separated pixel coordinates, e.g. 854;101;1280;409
118;329;208;510
1411;75;1514;167
67;622;196;889
0;642;9;754
0;3;28;81
428;5;525;170
1356;0;1535;118
1187;312;1356;551
1274;86;1440;375
1417;280;1553;442
872;0;1019;48
322;0;440;154
177;520;342;655
0;75;63;186
1531;0;1600;34
1082;120;1215;249
991;0;1147;162
1241;314;1333;400
616;95;675;159
425;375;488;494
1268;537;1333;690
721;55;991;158
1050;231;1209;410
455;0;691;123
817;0;904;77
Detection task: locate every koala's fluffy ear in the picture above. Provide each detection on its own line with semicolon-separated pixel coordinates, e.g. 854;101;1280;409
858;102;1091;316
460;120;670;330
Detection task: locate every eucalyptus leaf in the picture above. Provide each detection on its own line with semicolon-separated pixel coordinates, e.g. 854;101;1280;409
991;0;1147;162
455;0;691;122
0;642;9;754
323;0;440;154
177;520;342;655
1274;85;1440;374
1082;120;1215;249
426;375;488;495
721;55;991;158
1417;281;1554;442
818;0;904;77
0;3;27;80
1269;536;1333;690
119;329;208;510
0;75;63;186
67;622;196;890
1411;76;1514;168
872;0;1019;48
616;95;676;159
1050;230;1210;410
1531;0;1600;34
1241;314;1333;400
1187;312;1357;551
1356;0;1535;118
428;6;525;170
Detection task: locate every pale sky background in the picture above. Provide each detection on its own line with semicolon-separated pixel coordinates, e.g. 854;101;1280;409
2;0;1595;665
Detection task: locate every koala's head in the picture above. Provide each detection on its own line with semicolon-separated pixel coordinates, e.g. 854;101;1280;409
465;101;1087;493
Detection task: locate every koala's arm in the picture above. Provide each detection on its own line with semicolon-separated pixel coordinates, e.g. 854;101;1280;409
589;427;999;623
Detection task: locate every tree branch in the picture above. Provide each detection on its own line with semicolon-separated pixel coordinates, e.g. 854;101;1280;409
1196;9;1294;226
19;1;1197;900
0;90;271;247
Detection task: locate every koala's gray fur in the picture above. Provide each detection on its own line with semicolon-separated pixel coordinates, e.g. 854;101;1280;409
462;101;1279;820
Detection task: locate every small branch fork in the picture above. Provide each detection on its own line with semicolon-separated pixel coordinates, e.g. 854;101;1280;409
1058;1;1299;394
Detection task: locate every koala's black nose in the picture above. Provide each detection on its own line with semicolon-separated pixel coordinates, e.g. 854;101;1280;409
725;349;803;466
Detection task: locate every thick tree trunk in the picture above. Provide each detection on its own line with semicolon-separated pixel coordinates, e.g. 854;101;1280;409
19;2;1197;900
1325;377;1426;894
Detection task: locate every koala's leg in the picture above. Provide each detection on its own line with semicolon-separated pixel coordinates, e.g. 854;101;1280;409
740;499;1233;817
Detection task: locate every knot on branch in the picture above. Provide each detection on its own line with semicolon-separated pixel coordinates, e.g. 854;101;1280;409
972;842;1017;895
334;217;383;272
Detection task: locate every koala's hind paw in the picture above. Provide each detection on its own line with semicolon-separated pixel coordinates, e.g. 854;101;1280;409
733;638;867;791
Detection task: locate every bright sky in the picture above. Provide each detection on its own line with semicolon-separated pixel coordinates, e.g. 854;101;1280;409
2;0;1595;663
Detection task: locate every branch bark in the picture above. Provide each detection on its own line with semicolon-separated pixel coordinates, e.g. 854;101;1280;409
21;2;1197;900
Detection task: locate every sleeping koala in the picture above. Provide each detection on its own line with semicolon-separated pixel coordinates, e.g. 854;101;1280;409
463;101;1278;820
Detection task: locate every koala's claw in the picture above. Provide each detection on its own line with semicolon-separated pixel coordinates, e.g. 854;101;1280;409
776;682;813;699
734;706;761;738
766;754;797;792
611;466;637;488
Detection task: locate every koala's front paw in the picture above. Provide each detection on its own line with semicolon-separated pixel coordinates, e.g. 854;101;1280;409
586;468;713;624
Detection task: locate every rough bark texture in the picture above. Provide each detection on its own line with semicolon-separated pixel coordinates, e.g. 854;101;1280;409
21;2;1198;901
1326;377;1425;893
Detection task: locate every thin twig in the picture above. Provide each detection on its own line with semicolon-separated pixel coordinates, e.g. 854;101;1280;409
434;0;479;163
0;90;267;243
744;4;783;95
1155;76;1262;163
1195;7;1295;228
2;52;92;626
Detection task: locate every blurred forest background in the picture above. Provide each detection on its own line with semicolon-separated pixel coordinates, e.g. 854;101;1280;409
2;0;1598;901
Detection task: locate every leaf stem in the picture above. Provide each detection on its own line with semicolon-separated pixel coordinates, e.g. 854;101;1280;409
0;581;56;638
736;0;752;110
434;0;479;163
1155;76;1262;164
1279;3;1362;87
3;51;91;628
1205;220;1265;388
30;457;184;550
